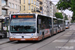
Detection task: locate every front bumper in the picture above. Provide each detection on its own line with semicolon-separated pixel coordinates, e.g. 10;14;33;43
9;38;39;41
66;27;69;29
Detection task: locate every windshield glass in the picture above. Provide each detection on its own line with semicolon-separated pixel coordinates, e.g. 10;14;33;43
10;19;36;33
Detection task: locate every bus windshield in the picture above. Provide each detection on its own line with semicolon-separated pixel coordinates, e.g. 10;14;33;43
10;19;36;33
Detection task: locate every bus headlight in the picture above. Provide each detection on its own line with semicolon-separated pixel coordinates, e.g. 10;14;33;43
32;36;38;38
10;37;14;38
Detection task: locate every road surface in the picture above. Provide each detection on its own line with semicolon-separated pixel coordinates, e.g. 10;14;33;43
0;24;75;50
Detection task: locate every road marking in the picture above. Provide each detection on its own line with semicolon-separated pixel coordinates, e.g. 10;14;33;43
69;40;75;42
53;39;68;42
63;35;71;36
56;46;74;49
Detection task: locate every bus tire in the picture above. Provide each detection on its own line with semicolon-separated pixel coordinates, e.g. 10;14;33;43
42;32;44;40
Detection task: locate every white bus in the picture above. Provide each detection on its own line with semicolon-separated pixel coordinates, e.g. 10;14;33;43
65;20;69;29
9;14;53;41
57;18;65;32
9;13;65;41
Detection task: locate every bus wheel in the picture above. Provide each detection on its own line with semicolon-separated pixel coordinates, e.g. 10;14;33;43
42;33;44;40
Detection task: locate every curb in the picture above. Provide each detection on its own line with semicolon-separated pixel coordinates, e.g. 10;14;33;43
0;41;11;45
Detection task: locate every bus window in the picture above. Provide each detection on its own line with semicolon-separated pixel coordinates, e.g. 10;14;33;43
10;14;36;33
0;23;1;30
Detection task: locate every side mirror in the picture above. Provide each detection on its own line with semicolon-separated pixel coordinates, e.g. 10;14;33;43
59;25;60;28
4;17;10;24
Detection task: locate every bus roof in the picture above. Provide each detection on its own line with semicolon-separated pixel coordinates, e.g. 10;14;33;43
57;18;64;20
10;13;52;18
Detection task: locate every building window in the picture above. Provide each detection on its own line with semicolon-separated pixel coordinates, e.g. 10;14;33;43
34;1;35;5
19;0;21;4
24;6;25;10
20;6;21;11
28;5;30;10
15;5;16;9
9;2;11;8
2;0;7;6
24;0;25;4
16;5;17;9
36;1;39;6
40;7;42;10
18;5;20;11
34;7;36;11
15;4;17;9
50;7;52;9
31;0;33;4
31;6;33;10
12;3;14;8
9;11;11;15
2;9;7;15
28;0;30;3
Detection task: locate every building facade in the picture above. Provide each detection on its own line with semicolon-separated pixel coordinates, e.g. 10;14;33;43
48;1;58;17
0;0;20;17
20;0;40;14
40;0;58;17
53;4;58;17
39;0;43;14
0;0;1;15
42;0;49;15
0;0;20;30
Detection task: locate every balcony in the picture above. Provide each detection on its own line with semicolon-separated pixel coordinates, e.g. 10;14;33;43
36;10;40;13
2;9;9;17
2;5;9;9
2;0;9;9
31;9;36;12
31;9;34;12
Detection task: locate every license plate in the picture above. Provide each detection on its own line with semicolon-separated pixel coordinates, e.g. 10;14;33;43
21;39;25;40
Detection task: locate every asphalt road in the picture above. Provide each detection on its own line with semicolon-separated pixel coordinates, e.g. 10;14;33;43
0;24;75;50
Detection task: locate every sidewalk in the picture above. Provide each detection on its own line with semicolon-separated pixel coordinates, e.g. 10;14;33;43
0;38;9;45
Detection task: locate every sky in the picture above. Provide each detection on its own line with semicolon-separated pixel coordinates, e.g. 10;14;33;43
51;0;73;17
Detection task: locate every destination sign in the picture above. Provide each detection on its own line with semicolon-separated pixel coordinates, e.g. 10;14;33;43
18;15;33;18
11;14;35;19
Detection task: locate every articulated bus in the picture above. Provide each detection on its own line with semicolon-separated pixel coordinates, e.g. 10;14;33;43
65;20;69;29
9;14;65;41
57;18;65;32
53;17;58;34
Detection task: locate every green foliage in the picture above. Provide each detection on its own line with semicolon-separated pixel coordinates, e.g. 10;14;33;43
71;0;75;21
55;12;63;19
71;19;74;23
56;0;75;21
72;15;75;21
56;0;71;10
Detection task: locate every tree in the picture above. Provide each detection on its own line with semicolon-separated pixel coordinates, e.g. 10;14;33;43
56;0;71;10
56;0;75;21
55;12;63;19
71;0;75;21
